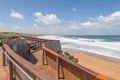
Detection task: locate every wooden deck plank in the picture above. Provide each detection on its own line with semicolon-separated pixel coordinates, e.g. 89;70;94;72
32;50;57;79
0;51;9;80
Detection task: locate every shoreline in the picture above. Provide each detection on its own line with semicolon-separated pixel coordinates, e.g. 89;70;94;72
62;47;120;66
62;48;120;80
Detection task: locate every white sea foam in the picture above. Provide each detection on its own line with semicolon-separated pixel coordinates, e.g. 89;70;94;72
38;35;120;59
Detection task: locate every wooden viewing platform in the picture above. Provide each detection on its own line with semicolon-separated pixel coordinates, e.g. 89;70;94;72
0;36;114;80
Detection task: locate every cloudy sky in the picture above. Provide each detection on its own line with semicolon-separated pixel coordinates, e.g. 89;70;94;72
0;0;120;35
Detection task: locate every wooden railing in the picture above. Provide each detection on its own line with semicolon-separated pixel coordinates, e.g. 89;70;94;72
42;47;113;80
1;44;56;80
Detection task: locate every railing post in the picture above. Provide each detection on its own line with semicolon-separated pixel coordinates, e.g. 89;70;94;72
2;52;6;66
42;49;44;65
9;60;13;80
56;57;59;80
1;37;3;46
0;38;1;46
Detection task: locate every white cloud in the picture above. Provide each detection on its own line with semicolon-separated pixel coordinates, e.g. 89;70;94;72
33;12;61;25
66;11;120;35
72;8;77;12
97;11;120;23
80;11;120;27
13;26;25;30
1;11;120;35
21;11;120;35
81;21;96;27
0;22;4;26
13;26;21;29
33;24;38;27
32;24;40;32
10;10;24;20
70;23;80;29
0;23;5;32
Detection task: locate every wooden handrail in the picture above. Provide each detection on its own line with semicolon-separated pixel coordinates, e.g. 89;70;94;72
42;47;59;57
96;74;113;80
8;35;113;80
3;44;56;80
42;47;113;80
0;47;34;80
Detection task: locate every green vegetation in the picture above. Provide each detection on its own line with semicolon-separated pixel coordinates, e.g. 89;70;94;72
0;32;20;46
60;51;79;63
0;32;20;37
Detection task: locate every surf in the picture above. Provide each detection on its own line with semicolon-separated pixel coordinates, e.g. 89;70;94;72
38;35;120;59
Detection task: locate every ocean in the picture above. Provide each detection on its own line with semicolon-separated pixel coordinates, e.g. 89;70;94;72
39;35;120;59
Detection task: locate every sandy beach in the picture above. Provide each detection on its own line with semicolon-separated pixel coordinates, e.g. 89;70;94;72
63;48;120;80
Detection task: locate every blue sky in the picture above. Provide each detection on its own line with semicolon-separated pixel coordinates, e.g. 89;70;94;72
0;0;120;35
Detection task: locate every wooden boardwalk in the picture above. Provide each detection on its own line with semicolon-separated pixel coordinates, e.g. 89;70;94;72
0;49;60;80
0;51;9;80
0;36;114;80
33;50;57;78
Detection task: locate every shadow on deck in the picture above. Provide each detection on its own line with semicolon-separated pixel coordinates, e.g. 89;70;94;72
26;50;57;78
32;50;57;79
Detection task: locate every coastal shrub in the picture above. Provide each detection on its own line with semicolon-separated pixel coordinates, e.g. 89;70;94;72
72;58;79;63
69;55;74;59
62;51;79;63
64;52;70;56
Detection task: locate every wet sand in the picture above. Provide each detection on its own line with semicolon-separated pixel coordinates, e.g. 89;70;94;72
63;48;120;80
